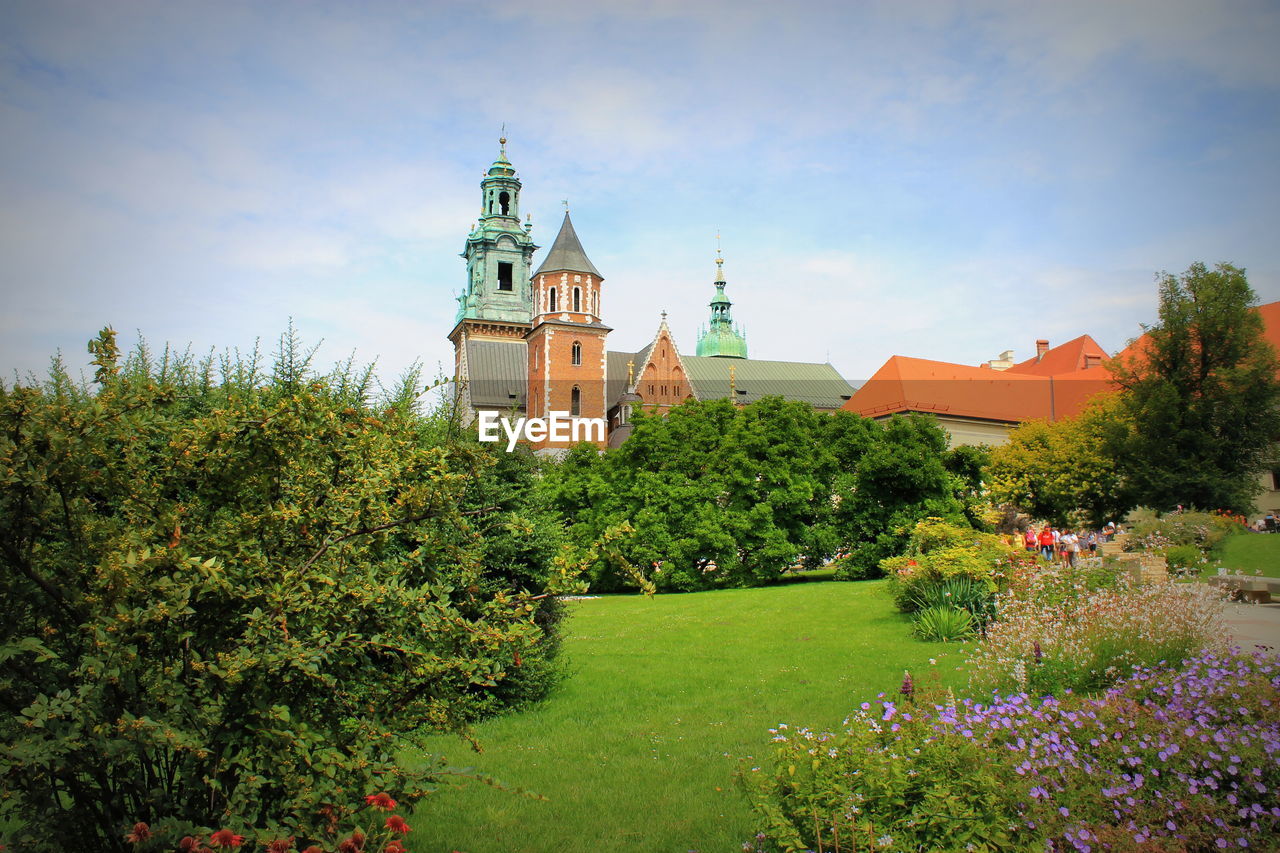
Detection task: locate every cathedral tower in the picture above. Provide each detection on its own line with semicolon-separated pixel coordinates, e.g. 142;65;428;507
526;211;611;449
449;138;539;412
695;248;748;358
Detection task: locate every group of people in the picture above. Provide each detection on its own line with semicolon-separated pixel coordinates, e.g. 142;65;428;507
1021;523;1119;568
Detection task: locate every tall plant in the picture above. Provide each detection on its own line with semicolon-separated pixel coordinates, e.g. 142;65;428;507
0;329;571;850
1108;262;1280;513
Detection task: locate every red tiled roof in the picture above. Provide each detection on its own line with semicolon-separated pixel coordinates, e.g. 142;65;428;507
1256;301;1280;367
846;355;1110;423
1007;334;1110;376
848;301;1280;427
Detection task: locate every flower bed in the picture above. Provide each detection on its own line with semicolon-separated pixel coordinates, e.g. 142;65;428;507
744;649;1280;852
967;565;1227;697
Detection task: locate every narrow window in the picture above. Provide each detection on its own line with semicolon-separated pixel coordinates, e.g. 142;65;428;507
571;341;582;366
594;291;600;316
487;192;493;214
675;384;681;396
662;385;667;396
498;262;513;291
573;287;581;312
648;384;654;396
549;287;557;312
571;386;581;417
499;191;510;215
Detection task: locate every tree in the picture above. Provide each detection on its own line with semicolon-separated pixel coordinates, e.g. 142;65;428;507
541;397;841;591
985;395;1130;527
832;414;967;578
1108;262;1280;512
0;330;571;850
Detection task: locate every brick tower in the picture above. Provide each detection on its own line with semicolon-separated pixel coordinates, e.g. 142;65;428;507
526;211;611;450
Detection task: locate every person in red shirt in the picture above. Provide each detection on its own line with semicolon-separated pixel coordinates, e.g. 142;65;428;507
1038;527;1055;560
1023;528;1037;553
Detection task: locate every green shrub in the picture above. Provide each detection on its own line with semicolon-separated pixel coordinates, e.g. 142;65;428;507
909;576;996;627
1163;543;1204;571
0;330;575;851
912;605;976;642
882;518;1021;612
742;701;1025;852
1128;510;1241;553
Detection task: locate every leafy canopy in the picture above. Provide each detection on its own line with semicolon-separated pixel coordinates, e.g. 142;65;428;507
1108;262;1280;512
0;329;572;850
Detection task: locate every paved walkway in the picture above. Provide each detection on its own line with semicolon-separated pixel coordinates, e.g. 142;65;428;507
1221;601;1280;653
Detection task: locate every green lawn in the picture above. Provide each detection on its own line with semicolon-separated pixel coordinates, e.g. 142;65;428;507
410;580;966;853
1214;532;1280;577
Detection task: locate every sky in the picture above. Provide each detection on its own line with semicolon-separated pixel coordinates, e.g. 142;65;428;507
3;0;1279;390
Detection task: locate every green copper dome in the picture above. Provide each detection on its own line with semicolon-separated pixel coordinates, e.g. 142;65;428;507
487;137;516;177
695;254;748;359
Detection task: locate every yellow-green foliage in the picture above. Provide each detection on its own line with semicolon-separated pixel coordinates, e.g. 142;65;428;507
883;518;1022;612
985;395;1130;527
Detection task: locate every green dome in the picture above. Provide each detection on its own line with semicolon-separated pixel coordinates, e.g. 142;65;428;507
695;255;748;358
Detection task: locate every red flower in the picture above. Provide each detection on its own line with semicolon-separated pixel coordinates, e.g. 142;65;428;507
337;831;366;853
265;839;295;853
180;838;202;852
209;829;244;848
385;815;410;835
385;842;407;853
125;822;153;843
364;792;397;811
302;848;324;853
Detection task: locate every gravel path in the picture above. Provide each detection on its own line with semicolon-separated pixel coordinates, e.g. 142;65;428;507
1221;601;1280;653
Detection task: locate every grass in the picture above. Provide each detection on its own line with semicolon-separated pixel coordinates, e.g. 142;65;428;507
1193;532;1280;578
410;580;965;853
1213;532;1280;577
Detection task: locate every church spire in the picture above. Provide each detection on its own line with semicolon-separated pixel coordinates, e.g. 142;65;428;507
534;211;601;277
695;242;748;359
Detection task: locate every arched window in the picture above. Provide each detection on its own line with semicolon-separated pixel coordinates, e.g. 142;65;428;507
571;386;581;417
571;341;582;366
548;287;557;312
487;192;493;214
573;287;581;312
499;191;510;215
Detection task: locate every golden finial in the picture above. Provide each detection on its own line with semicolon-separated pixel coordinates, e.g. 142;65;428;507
627;359;635;385
729;365;736;399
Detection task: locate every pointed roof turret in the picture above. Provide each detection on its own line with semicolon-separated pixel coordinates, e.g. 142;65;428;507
534;211;601;277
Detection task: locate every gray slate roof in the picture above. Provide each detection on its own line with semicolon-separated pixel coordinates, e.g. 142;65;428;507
465;339;527;409
682;356;857;409
533;212;602;277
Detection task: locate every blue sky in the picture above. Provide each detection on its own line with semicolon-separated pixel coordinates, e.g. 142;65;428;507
3;0;1278;388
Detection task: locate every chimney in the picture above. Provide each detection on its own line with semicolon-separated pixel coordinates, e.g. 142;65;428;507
1036;339;1049;361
